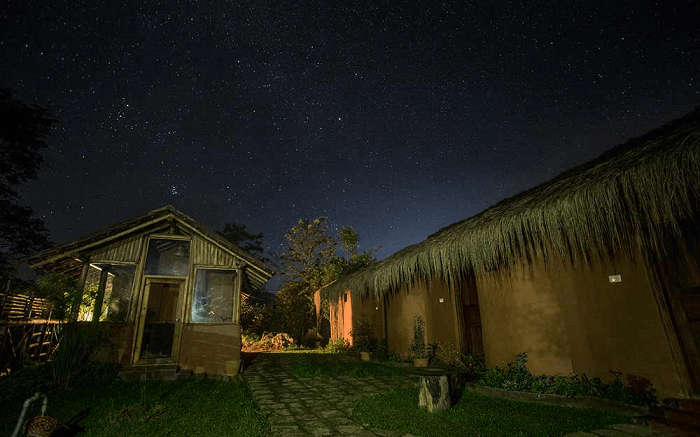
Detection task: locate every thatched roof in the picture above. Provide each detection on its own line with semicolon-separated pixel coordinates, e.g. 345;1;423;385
28;205;274;288
326;108;700;299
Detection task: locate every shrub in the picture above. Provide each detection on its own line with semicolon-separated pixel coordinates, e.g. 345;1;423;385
372;341;390;361
409;315;427;359
433;342;485;379
350;319;374;353
435;341;463;367
476;352;657;406
324;338;350;354
51;322;112;389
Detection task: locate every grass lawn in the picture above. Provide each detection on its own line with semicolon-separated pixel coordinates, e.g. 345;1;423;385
352;387;631;437
285;353;406;378
0;375;269;436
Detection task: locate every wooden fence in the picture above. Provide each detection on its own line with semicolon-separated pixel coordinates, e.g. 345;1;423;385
0;293;60;374
0;293;52;320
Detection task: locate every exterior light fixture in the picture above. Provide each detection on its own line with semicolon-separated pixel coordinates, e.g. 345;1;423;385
375;306;379;311
608;274;622;283
439;298;445;303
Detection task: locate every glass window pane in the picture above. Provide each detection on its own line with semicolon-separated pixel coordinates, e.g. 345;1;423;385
101;264;135;322
145;239;190;276
191;269;236;323
80;264;136;322
78;266;100;321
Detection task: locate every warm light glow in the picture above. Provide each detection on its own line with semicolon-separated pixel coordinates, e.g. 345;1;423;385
439;297;444;303
608;274;622;283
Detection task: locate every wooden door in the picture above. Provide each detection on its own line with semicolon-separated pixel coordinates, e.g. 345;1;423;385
134;278;184;362
461;279;484;356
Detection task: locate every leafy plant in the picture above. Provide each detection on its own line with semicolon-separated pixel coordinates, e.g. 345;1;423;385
51;322;113;389
350;318;374;353
476;352;657;406
410;315;427;359
324;338;350;354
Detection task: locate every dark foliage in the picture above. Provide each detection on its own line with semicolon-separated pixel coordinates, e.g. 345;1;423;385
51;323;115;389
0;90;54;280
220;222;266;261
477;352;657;407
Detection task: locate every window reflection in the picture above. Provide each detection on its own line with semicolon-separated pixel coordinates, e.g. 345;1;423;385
191;269;236;323
145;239;190;276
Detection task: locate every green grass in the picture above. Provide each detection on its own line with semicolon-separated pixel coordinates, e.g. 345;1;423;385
285;353;405;378
1;373;269;436
352;387;631;437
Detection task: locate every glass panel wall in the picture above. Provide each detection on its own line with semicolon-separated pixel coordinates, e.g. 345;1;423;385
78;264;135;322
144;239;190;276
77;266;100;321
101;264;135;322
191;269;237;323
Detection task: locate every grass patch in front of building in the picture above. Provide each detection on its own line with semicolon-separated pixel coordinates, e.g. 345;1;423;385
286;353;405;378
1;371;269;437
352;387;630;437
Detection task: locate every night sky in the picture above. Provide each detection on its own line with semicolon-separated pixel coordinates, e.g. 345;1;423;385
1;1;698;277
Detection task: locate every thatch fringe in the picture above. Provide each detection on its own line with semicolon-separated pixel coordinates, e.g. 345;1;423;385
326;109;700;300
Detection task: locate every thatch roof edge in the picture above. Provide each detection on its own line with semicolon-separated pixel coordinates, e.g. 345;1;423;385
325;108;700;300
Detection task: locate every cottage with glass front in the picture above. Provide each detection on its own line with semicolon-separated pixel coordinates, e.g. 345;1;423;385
29;205;273;376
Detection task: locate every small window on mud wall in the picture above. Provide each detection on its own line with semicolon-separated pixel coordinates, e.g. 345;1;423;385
78;264;135;322
191;269;237;323
145;239;190;276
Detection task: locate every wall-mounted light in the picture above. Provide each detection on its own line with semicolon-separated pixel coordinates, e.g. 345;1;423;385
375;306;379;311
608;274;622;283
439;298;444;303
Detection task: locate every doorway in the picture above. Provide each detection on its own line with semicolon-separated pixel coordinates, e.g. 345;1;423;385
460;277;484;356
139;280;181;360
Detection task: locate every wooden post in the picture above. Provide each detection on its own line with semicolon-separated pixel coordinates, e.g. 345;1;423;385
70;259;90;321
92;267;109;323
418;375;452;412
233;265;244;324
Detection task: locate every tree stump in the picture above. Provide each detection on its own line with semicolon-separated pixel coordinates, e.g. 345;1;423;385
418;375;451;412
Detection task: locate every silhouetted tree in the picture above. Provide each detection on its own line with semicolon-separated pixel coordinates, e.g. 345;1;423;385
279;217;336;284
220;222;265;260
338;226;359;260
0;90;53;281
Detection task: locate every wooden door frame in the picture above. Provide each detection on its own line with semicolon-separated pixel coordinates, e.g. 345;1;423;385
133;276;186;363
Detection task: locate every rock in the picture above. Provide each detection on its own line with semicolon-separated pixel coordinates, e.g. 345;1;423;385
418;375;451;412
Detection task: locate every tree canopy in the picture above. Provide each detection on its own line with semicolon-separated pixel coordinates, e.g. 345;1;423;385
0;90;53;280
279;217;336;284
220;222;266;260
270;217;376;342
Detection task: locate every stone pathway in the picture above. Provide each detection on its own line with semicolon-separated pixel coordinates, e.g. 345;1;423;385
243;353;416;436
244;354;676;437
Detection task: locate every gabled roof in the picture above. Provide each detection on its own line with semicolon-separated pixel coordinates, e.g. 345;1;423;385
29;205;274;286
327;107;700;299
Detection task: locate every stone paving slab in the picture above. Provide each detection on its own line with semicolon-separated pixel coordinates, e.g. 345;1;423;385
243;353;416;436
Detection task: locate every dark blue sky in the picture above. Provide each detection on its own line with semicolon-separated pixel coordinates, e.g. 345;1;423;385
1;1;698;278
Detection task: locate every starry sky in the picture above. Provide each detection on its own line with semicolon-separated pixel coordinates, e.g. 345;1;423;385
1;1;698;278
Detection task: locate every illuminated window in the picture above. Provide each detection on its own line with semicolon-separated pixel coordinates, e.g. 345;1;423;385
79;264;135;322
191;269;237;323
